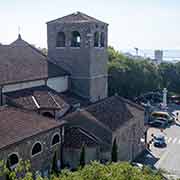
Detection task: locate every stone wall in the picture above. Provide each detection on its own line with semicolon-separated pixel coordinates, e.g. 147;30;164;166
0;127;61;176
63;146;100;169
113;117;145;162
47;20;108;102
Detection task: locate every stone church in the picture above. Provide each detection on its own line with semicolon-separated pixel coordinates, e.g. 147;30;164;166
0;12;145;178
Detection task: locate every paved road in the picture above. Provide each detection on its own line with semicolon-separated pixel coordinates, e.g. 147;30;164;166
137;124;180;179
153;125;180;178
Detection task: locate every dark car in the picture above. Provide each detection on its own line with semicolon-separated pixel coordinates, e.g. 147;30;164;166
148;119;168;129
153;134;166;147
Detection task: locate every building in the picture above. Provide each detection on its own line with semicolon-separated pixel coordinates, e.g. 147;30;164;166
0;12;145;176
0;106;65;178
63;96;145;168
154;50;163;64
47;12;108;103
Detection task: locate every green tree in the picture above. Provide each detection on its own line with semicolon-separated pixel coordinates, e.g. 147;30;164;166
58;161;164;180
79;144;86;167
111;138;118;162
0;160;165;180
52;151;58;174
6;159;11;180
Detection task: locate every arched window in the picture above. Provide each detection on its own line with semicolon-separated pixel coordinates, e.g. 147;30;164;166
71;31;81;47
100;32;105;47
56;32;65;47
7;153;19;168
32;142;42;156
52;133;60;146
94;32;99;47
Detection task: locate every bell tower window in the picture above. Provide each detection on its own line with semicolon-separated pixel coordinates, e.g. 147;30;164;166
100;32;105;47
56;32;65;47
71;31;81;47
94;32;99;47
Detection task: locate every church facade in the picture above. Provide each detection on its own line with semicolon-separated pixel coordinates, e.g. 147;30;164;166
0;12;145;178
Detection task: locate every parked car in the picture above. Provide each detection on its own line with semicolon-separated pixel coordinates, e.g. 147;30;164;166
148;118;168;128
153;134;166;147
151;111;174;124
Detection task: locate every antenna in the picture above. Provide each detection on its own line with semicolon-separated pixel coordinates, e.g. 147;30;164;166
18;26;22;40
18;26;21;35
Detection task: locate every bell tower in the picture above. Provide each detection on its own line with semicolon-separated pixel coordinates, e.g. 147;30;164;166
47;12;108;102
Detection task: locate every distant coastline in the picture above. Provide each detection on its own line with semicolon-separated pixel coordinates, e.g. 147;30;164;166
121;49;180;62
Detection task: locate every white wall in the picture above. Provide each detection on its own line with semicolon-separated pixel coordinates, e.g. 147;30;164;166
2;80;45;93
2;76;68;93
47;76;68;92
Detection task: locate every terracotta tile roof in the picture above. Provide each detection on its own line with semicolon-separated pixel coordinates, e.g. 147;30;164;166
63;109;112;145
5;86;70;110
86;96;144;131
0;106;65;149
63;96;144;145
59;91;90;108
64;127;99;149
0;36;68;85
47;11;108;25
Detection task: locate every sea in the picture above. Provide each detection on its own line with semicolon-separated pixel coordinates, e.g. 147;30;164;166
121;49;180;63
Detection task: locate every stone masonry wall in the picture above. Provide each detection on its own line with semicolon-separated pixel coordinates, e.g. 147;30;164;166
113;117;145;162
0;127;61;176
47;20;108;102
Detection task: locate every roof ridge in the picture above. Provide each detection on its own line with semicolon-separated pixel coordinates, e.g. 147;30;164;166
46;12;76;24
10;37;48;59
47;11;108;24
82;96;116;111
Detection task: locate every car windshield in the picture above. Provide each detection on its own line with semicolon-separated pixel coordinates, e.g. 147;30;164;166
152;113;169;119
155;136;164;140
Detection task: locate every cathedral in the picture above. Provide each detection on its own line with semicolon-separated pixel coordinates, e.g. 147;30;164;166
0;12;145;178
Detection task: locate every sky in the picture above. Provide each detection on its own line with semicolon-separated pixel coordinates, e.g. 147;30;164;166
1;0;180;50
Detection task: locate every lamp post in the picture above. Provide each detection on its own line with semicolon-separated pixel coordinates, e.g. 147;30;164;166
162;88;168;109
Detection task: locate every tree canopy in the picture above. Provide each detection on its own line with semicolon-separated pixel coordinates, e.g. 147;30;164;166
108;46;180;99
0;160;165;180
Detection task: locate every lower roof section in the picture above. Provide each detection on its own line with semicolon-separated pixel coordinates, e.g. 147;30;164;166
0;106;65;150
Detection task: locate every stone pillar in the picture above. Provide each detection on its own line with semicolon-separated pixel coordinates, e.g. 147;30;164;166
162;88;168;108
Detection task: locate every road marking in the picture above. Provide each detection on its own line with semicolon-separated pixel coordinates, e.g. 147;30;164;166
172;138;177;144
178;139;180;144
155;148;170;169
